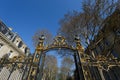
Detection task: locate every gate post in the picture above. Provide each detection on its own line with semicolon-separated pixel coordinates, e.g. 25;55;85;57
27;35;45;80
37;53;46;80
74;35;85;80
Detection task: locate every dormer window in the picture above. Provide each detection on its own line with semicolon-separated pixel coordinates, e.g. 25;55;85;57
7;32;14;39
1;26;5;31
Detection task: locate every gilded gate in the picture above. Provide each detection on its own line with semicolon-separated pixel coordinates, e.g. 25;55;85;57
0;35;120;80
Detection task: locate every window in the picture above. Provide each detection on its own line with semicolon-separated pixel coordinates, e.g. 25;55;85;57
25;47;28;54
1;26;5;31
18;41;23;48
8;50;13;57
0;43;3;49
12;36;16;42
2;27;7;34
7;32;12;39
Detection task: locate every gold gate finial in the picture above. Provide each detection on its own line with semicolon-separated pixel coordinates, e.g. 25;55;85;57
75;35;84;51
36;35;45;51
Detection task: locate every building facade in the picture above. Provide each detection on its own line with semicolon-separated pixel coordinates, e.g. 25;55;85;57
0;20;30;80
0;20;30;58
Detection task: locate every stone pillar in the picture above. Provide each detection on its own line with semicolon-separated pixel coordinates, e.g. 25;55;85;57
10;33;17;42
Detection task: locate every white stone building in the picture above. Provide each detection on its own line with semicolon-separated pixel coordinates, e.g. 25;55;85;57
0;20;30;80
0;20;30;58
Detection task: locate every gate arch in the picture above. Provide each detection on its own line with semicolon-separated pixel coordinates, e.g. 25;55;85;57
27;35;85;80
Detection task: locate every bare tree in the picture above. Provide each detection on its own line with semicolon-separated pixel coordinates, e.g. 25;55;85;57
43;55;58;80
59;11;100;47
60;56;74;80
58;11;80;46
58;0;118;48
32;29;53;47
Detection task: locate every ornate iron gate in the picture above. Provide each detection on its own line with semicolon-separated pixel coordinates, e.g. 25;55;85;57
0;35;84;80
27;35;85;80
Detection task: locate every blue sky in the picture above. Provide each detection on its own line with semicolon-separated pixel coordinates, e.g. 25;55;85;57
0;0;82;53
